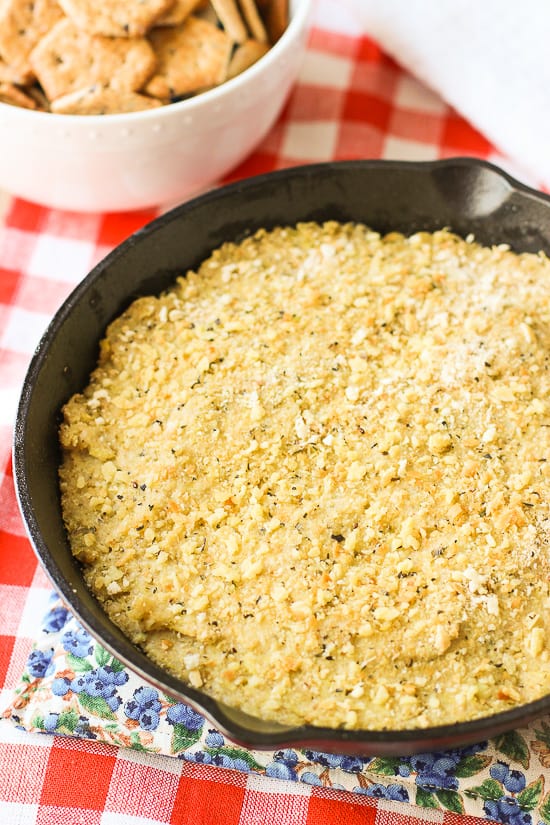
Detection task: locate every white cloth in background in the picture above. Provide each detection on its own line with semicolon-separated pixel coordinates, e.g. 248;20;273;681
349;0;550;188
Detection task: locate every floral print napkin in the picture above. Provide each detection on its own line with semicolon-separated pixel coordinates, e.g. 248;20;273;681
4;592;550;824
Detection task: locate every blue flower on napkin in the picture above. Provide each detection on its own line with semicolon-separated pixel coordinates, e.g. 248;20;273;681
124;686;162;730
42;605;70;634
355;782;409;801
83;666;129;712
484;797;532;825
61;628;94;658
410;752;460;791
26;648;55;679
304;749;369;773
490;762;527;793
166;702;204;730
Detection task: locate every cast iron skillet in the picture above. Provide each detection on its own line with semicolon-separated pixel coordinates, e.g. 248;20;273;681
13;158;550;756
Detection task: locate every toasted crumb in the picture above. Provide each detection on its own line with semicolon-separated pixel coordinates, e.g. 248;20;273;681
59;223;550;730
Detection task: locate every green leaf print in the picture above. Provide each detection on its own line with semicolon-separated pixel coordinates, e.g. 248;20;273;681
129;731;150;752
94;645;112;667
454;754;492;778
77;692;116;720
539;791;550;825
534;721;550;748
57;709;80;734
416;787;439;809
517;776;544;812
368;757;404;777
465;778;504;801
494;731;530;769
66;653;94;673
31;714;45;730
206;747;264;772
172;722;203;753
435;789;465;814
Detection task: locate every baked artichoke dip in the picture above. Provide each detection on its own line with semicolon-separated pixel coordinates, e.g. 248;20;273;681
59;222;550;730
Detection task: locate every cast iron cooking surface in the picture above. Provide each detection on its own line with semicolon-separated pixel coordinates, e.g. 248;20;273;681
13;158;550;755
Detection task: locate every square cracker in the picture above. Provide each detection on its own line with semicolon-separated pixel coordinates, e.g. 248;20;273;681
57;0;175;37
25;84;51;110
30;18;157;101
195;3;220;25
0;0;64;84
238;0;268;43
156;0;205;26
0;81;39;109
264;0;288;43
51;84;163;114
227;38;269;79
145;16;232;99
0;55;21;84
209;0;248;43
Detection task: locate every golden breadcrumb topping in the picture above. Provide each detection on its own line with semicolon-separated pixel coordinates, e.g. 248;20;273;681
59;223;550;730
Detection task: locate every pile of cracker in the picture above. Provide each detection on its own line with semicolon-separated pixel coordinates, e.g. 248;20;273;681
0;0;288;114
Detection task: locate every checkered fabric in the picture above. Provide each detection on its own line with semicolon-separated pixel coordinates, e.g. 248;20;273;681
0;0;542;822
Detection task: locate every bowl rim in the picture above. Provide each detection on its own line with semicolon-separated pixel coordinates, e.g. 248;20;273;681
13;156;550;755
0;0;313;125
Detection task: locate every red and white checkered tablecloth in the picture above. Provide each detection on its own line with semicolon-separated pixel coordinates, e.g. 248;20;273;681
0;1;541;822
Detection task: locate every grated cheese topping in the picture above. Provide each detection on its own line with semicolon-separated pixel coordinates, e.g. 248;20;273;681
59;223;550;730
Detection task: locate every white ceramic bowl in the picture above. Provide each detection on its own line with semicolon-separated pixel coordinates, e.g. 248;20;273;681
0;0;312;212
